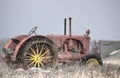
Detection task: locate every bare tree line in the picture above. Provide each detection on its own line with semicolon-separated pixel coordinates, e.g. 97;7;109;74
91;40;101;57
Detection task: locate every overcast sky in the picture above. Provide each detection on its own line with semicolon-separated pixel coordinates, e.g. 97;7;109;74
0;0;120;40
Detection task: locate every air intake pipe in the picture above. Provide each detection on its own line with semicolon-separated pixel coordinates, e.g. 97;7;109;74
64;18;67;35
64;17;72;36
69;17;72;37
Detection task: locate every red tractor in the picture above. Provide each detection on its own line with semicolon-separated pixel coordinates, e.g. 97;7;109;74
2;17;103;69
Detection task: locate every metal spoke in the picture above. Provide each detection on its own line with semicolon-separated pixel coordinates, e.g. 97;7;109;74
38;62;40;67
42;56;52;59
25;52;33;56
34;62;37;67
30;47;36;55
25;56;32;60
36;43;39;55
42;60;47;63
40;61;44;67
30;56;35;61
28;60;35;66
39;44;45;55
41;49;50;57
25;58;32;61
25;60;32;63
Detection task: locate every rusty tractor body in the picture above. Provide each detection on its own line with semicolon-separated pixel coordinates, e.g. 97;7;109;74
2;17;103;69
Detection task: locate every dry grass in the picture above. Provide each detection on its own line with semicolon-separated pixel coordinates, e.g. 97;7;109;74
0;61;120;78
0;39;120;78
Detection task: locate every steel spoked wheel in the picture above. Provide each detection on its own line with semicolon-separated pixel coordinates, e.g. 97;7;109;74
24;41;57;68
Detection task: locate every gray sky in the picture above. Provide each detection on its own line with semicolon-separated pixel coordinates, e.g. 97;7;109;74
0;0;120;40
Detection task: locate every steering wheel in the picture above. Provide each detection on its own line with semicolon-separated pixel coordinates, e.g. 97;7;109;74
28;27;38;35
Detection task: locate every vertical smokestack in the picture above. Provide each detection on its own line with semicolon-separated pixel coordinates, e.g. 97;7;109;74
69;17;72;37
64;18;67;35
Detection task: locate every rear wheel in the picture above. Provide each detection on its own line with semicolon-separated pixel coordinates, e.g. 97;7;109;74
23;41;57;69
82;54;103;66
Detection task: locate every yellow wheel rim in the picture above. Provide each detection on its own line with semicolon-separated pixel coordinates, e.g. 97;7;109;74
86;58;99;65
25;42;53;68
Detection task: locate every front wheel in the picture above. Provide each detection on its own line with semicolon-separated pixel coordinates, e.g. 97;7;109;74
81;54;103;66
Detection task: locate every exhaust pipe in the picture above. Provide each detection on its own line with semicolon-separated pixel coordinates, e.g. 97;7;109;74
64;18;67;35
69;17;72;37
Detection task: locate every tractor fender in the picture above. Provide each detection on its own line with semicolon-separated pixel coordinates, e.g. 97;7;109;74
12;35;33;61
13;35;53;61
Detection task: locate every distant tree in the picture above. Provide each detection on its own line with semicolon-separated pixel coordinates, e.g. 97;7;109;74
0;38;9;54
91;40;101;57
